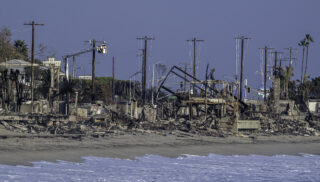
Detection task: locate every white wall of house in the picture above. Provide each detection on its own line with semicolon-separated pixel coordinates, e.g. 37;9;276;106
308;100;320;113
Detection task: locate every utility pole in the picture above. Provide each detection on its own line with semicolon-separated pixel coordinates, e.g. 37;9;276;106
288;47;293;66
24;21;44;113
187;37;204;94
112;56;115;101
282;47;297;99
136;36;154;105
152;64;155;105
91;39;96;103
86;39;107;103
271;51;283;77
72;56;75;79
235;36;250;101
259;46;273;101
271;51;283;110
274;51;278;73
284;47;297;67
141;48;146;103
88;39;106;103
64;57;69;81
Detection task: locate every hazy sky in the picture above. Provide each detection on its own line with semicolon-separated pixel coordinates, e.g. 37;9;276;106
1;0;319;89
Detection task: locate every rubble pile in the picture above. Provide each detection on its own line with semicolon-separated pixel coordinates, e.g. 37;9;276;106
0;108;139;135
259;117;319;136
0;101;319;137
137;115;238;137
0;109;233;137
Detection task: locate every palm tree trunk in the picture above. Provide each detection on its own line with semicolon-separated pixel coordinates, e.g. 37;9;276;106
304;45;309;82
301;46;305;83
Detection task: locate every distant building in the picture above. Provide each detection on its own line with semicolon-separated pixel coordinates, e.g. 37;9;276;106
78;75;92;80
0;59;49;72
42;57;61;68
0;58;63;88
0;59;37;84
42;57;64;78
0;59;35;73
42;57;63;90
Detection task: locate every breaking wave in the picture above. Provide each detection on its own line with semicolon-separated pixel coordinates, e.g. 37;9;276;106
0;154;319;182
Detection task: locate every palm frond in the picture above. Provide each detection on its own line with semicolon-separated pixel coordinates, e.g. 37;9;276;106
306;34;314;43
298;39;307;46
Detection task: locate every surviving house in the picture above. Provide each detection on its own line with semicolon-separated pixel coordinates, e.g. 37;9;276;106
0;59;37;85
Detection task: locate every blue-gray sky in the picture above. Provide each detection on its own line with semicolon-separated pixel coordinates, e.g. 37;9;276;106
1;0;319;89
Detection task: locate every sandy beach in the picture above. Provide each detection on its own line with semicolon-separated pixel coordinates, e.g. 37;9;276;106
0;126;319;166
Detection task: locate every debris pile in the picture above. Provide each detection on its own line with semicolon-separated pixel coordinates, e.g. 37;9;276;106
0;107;137;135
259;117;319;136
0;97;320;137
0;106;237;137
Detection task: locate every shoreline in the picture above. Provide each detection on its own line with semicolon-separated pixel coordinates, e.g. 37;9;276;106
0;130;319;166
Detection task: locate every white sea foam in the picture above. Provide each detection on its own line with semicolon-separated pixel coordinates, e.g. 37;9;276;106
0;154;319;182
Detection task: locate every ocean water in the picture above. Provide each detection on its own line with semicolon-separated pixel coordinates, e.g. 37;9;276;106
0;154;319;182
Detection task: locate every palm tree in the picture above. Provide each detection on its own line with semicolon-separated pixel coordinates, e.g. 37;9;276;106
298;39;307;83
304;34;314;82
14;40;28;60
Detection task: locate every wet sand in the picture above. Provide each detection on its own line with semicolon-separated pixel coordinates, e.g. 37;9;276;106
0;128;319;166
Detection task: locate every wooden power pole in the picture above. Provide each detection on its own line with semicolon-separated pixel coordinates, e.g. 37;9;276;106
259;46;273;101
24;21;44;113
136;36;154;105
264;47;268;101
91;39;96;103
283;47;297;99
112;56;115;101
72;56;75;79
288;47;293;67
235;36;250;101
187;37;204;94
284;47;297;67
271;51;283;77
89;39;106;103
